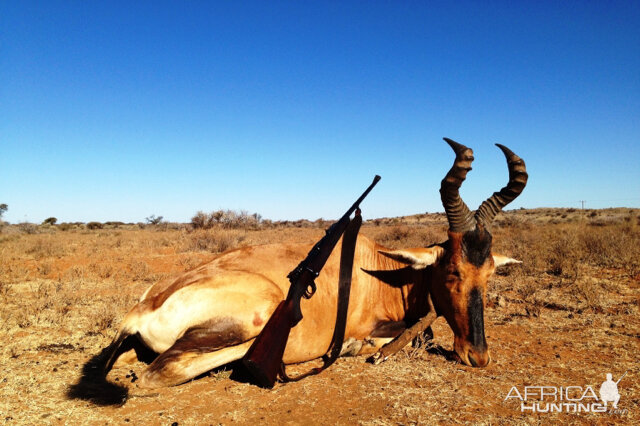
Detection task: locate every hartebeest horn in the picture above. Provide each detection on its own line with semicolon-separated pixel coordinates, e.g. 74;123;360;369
440;138;476;233
475;144;528;227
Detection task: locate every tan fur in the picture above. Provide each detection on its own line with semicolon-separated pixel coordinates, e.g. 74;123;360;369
140;340;255;388
110;235;429;386
108;229;520;386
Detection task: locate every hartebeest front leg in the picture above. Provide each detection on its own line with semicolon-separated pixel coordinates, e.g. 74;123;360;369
370;310;438;364
371;294;438;364
336;320;408;357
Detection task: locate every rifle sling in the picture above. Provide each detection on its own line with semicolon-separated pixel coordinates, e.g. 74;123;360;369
279;211;362;382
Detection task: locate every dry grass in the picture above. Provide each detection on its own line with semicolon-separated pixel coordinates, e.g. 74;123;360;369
370;224;447;249
181;229;247;253
0;208;638;424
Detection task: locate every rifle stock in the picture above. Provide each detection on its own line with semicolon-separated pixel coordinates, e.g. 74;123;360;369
242;300;292;388
242;267;320;388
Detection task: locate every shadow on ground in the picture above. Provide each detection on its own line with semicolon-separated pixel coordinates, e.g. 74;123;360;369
67;334;159;406
66;350;129;406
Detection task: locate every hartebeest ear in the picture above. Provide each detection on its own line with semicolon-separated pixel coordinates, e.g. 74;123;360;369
492;254;522;268
379;246;445;269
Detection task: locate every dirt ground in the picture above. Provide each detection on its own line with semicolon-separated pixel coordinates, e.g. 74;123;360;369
1;209;638;425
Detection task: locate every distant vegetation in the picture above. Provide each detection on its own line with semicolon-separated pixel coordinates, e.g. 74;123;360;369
0;208;638;238
191;209;263;230
145;214;164;226
0;204;7;228
43;217;57;225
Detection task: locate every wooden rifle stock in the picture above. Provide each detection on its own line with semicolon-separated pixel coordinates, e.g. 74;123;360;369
241;259;339;387
242;299;292;388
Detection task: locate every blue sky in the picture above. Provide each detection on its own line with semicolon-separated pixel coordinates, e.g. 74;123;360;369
2;1;639;223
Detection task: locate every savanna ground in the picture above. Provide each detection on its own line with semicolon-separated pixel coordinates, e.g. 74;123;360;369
1;208;639;425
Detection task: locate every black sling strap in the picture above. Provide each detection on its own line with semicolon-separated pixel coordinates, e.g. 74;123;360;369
279;210;363;382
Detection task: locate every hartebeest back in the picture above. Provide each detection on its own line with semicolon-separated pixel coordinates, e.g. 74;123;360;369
95;137;527;388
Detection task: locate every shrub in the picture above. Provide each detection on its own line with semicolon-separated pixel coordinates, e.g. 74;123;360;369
190;209;262;230
57;223;74;231
129;261;152;281
191;211;213;229
18;222;38;234
185;229;245;253
494;219;640;279
145;215;164;225
545;233;579;278
314;219;330;229
379;226;411;242
86;222;103;230
375;225;444;249
104;221;125;228
43;217;57;225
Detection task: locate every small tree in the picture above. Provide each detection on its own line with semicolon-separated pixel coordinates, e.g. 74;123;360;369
43;217;57;225
0;203;7;229
191;211;210;229
145;214;164;225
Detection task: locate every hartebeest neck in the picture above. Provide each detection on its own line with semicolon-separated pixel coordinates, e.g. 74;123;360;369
360;240;433;323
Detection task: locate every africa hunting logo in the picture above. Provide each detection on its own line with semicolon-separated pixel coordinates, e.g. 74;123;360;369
504;372;628;414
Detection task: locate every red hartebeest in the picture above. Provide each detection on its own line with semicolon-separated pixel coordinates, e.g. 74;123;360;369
98;138;527;388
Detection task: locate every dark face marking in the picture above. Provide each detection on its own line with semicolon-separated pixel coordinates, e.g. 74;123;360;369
461;227;492;267
430;230;493;367
467;287;487;351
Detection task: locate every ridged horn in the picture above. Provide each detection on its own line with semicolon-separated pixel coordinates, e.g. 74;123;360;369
475;144;528;227
440;138;476;233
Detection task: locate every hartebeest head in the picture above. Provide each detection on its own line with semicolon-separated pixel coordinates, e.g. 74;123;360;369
382;138;528;367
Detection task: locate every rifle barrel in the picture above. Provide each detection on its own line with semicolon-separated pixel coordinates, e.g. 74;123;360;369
347;175;381;216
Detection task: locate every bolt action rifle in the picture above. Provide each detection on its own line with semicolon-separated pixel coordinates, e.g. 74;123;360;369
242;175;381;388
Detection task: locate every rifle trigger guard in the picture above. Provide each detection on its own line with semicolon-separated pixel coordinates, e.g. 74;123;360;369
303;280;316;299
302;266;319;298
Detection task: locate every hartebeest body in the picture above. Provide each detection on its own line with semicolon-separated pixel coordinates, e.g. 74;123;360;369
100;138;527;388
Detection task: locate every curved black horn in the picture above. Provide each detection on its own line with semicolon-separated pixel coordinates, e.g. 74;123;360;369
475;144;528;227
440;138;476;233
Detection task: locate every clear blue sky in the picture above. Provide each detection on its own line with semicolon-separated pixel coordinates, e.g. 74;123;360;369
2;1;639;223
